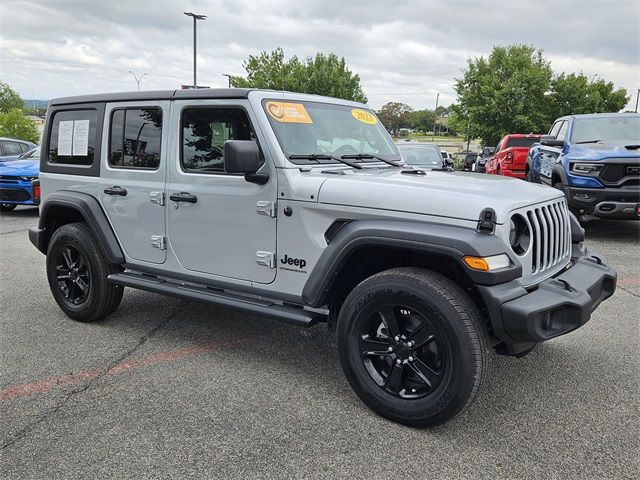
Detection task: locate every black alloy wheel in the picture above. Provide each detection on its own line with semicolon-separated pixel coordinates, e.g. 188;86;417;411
55;244;91;306
357;303;447;399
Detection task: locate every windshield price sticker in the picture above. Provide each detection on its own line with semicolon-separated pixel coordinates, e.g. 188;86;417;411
351;109;378;125
265;101;313;124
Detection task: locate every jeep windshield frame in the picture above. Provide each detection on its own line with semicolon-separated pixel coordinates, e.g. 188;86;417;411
262;99;401;166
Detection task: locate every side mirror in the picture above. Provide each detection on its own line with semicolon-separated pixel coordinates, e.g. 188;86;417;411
224;140;269;184
445;157;454;165
540;136;565;148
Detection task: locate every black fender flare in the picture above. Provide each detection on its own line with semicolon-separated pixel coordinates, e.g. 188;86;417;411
29;190;124;263
301;220;522;307
551;163;569;186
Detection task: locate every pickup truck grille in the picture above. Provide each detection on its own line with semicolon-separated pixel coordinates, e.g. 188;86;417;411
524;199;571;275
598;163;640;186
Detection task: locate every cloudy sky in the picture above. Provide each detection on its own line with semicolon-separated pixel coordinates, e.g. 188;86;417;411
1;0;638;110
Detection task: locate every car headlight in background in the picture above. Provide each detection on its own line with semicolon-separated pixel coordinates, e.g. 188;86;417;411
570;162;603;176
18;176;37;181
509;214;531;256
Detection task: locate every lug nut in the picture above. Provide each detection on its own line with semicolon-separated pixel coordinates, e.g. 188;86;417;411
407;341;414;347
396;359;402;365
394;335;400;341
408;356;414;362
387;346;393;352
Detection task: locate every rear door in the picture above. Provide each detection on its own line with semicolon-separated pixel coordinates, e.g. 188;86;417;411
99;101;169;264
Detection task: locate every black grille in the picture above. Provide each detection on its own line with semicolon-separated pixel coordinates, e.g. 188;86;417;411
599;164;640;184
0;188;30;201
0;175;19;183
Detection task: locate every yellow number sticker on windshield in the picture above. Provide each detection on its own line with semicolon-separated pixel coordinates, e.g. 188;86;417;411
351;108;378;125
265;101;313;124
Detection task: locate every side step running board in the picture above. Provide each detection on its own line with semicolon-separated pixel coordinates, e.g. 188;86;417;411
108;272;321;327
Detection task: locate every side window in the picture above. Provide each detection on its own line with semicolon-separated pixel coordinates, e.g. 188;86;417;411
48;109;98;165
181;107;256;173
556;121;568;142
1;141;23;155
109;107;162;169
548;121;562;138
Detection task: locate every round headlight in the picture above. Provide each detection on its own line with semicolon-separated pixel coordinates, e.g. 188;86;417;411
509;214;530;256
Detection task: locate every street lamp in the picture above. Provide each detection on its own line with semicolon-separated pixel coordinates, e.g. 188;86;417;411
128;71;147;91
184;11;207;88
222;73;232;88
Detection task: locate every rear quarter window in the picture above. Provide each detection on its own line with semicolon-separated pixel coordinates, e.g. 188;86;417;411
48;109;98;165
506;137;541;148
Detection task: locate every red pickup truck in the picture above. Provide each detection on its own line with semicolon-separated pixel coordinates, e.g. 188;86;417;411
484;134;542;179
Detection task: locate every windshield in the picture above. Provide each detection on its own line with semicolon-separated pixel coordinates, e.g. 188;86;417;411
263;100;400;164
571;116;640;143
20;146;40;160
397;145;443;168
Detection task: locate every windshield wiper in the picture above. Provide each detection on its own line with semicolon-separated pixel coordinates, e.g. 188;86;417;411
289;154;363;169
575;140;603;144
341;153;402;167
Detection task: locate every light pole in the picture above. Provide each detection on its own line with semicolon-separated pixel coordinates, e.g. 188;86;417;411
222;73;232;88
184;12;207;88
128;71;147;91
431;92;440;142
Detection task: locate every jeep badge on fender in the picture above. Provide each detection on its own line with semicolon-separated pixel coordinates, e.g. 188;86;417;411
29;89;617;428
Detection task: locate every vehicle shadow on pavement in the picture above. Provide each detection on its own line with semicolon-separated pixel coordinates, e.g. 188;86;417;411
582;218;640;241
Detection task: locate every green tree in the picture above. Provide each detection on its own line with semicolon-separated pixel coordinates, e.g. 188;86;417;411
231;48;367;103
0;81;24;114
0;108;40;143
411;109;436;133
454;45;553;146
547;73;629;119
376;102;414;135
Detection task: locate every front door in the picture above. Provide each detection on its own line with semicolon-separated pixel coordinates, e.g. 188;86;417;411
99;101;169;264
166;100;277;284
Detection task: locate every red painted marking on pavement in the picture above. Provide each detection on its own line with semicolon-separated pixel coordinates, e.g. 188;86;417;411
618;277;640;287
0;339;244;401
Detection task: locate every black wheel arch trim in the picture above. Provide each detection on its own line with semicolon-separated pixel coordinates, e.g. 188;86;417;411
302;219;522;308
29;190;124;264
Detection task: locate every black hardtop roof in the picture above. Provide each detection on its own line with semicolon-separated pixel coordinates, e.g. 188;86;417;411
50;88;254;106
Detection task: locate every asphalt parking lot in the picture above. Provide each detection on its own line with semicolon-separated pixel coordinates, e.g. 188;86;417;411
1;206;638;479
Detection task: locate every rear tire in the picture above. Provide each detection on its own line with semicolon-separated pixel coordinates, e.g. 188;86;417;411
46;222;124;322
525;169;535;182
337;267;490;427
0;203;17;212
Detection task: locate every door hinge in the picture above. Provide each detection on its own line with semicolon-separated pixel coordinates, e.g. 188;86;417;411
150;235;166;250
150;191;165;206
256;251;276;268
256;200;277;218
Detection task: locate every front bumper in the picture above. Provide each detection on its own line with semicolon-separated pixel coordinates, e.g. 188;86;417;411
565;186;640;219
0;180;34;205
478;252;616;356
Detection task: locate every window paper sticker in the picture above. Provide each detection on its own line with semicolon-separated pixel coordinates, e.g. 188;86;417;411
351;109;378;125
72;119;90;156
265;101;313;124
57;120;74;156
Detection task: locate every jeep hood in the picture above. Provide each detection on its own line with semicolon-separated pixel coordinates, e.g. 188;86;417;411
317;169;563;224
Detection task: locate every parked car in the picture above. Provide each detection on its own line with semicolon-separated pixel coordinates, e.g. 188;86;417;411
0;146;40;211
485;135;542;178
396;142;453;170
474;146;496;173
526;113;639;219
440;149;453;163
0;137;36;160
462;152;477;171
29;89;615;427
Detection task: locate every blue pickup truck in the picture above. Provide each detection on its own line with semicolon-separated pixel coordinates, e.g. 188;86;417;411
526;113;639;220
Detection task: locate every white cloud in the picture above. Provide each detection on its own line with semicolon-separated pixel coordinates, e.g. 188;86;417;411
0;0;638;111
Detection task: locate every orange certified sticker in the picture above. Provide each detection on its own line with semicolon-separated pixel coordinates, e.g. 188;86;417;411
351;108;377;125
265;101;313;124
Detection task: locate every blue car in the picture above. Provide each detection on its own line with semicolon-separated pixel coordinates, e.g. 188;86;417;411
0;146;40;211
526;113;640;220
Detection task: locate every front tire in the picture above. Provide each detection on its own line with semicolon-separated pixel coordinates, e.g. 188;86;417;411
337;268;490;427
46;222;124;322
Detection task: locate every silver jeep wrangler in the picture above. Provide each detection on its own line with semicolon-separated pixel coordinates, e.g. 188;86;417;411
29;89;616;427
